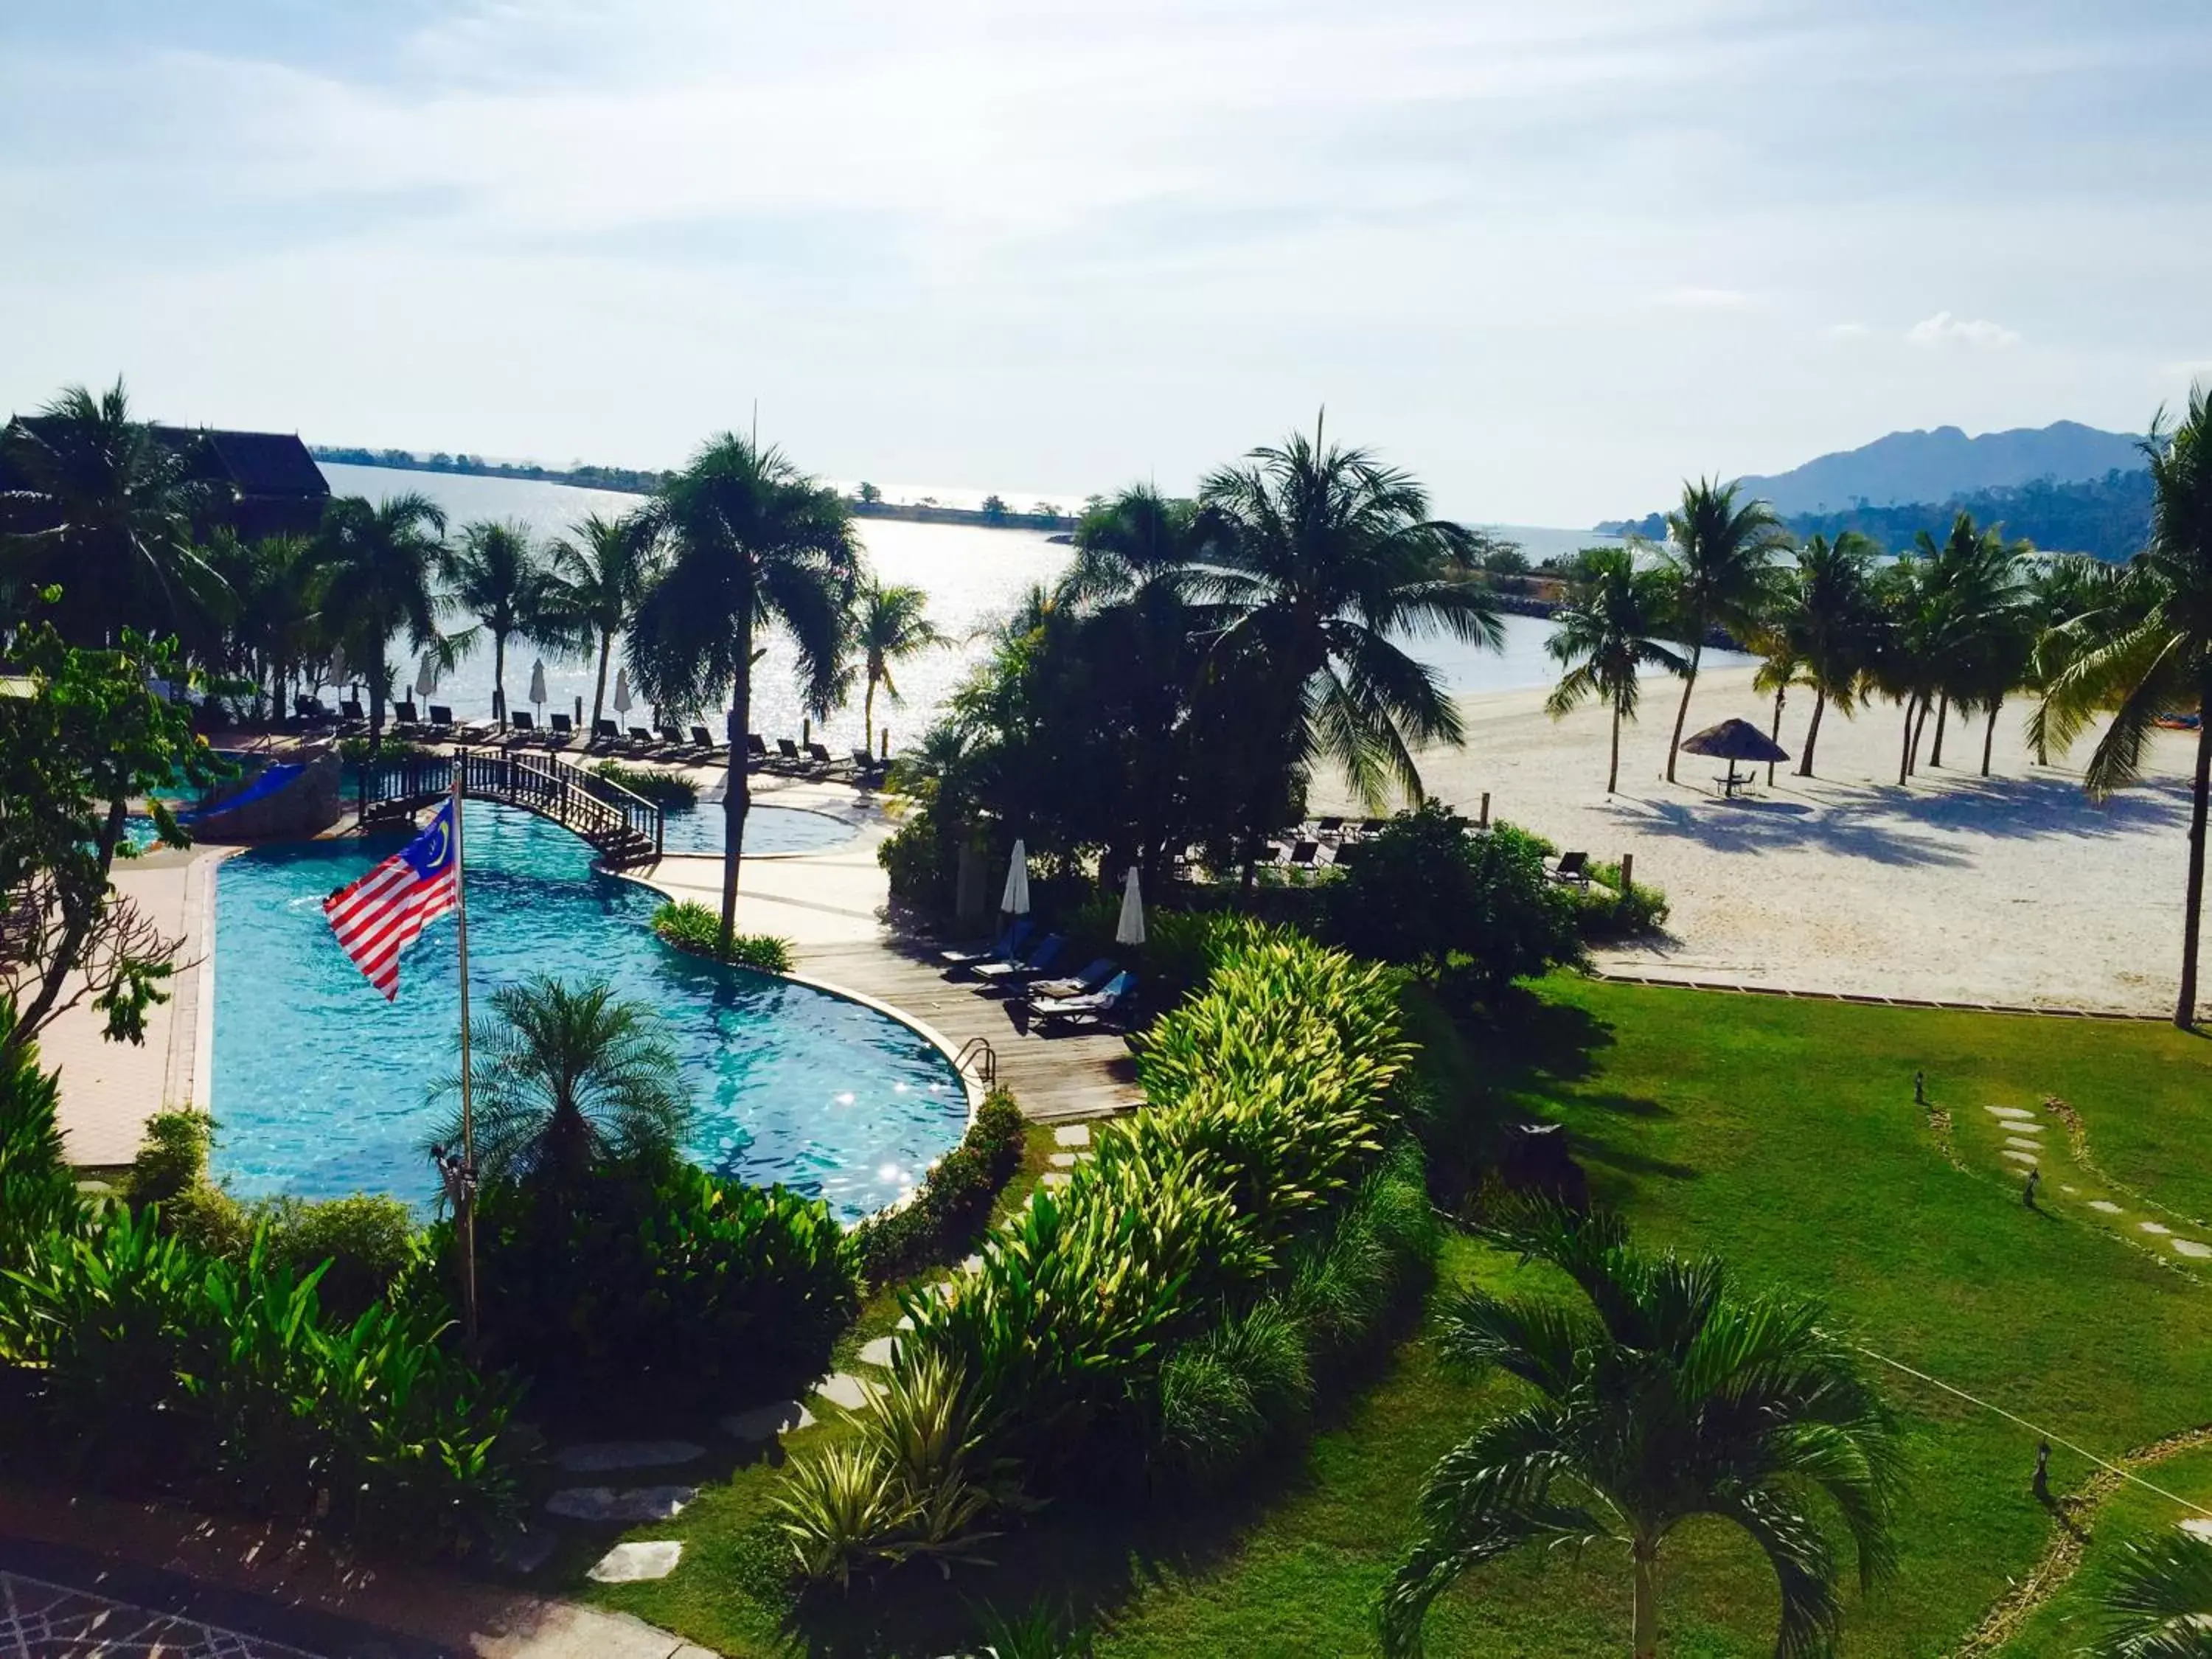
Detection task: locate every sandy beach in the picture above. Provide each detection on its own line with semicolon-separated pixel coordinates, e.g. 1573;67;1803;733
1321;664;2206;1018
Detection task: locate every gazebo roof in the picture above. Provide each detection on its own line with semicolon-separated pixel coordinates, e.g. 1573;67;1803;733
1680;717;1791;764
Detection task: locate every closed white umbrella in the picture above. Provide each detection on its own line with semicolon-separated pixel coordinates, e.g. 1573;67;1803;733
1115;866;1146;946
1001;839;1031;917
527;658;549;718
612;669;633;717
327;641;347;684
414;654;438;698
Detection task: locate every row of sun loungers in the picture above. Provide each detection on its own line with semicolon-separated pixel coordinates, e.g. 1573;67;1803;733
936;919;1138;1032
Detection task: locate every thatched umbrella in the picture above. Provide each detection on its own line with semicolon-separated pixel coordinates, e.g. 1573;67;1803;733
1680;717;1790;799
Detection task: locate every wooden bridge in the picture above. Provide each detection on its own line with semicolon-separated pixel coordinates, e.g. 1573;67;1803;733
356;748;664;866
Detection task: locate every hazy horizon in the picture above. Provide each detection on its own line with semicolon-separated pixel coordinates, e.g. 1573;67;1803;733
5;2;2210;524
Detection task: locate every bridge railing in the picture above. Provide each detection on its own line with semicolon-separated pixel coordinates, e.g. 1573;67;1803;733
354;747;664;863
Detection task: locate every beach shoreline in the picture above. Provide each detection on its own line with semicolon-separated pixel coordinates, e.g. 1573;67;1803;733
1319;664;2205;1018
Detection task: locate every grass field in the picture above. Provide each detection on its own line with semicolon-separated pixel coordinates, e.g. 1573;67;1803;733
576;978;2212;1656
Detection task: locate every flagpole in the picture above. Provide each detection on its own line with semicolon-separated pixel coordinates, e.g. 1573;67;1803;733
451;769;480;1352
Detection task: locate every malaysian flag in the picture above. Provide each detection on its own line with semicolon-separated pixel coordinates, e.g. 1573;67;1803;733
323;799;460;1000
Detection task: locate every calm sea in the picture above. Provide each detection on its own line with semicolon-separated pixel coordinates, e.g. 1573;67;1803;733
315;464;1675;750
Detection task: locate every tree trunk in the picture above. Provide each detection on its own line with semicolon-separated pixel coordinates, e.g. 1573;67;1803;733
493;633;508;727
1631;1539;1660;1659
1910;694;1932;773
863;676;877;757
1981;699;2000;776
1665;640;1705;784
1799;687;1828;777
2177;715;2211;1029
1768;683;1786;787
591;630;613;734
1899;696;1914;787
1608;695;1622;795
1930;694;1950;767
721;614;755;950
9;799;128;1051
369;644;388;755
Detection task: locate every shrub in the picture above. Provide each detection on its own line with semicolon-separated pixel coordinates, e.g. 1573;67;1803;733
1566;860;1671;940
651;900;794;973
878;808;959;914
1326;803;1582;1001
591;760;699;807
465;1161;858;1411
337;737;439;765
3;1207;521;1553
1152;1301;1312;1490
0;1018;82;1273
122;1107;212;1208
852;1089;1026;1284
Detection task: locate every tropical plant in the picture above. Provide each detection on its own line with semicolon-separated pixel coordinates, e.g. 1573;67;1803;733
446;518;551;727
2091;1530;2212;1658
0;1010;81;1272
428;976;692;1189
627;434;862;948
1913;512;2032;771
1378;1206;1899;1659
591;759;699;807
544;509;658;735
1657;478;1787;783
1769;532;1877;777
850;1089;1026;1284
313;493;451;747
1196;418;1500;880
650;900;793;971
0;379;221;643
1544;547;1686;793
845;578;949;756
2038;389;2212;1028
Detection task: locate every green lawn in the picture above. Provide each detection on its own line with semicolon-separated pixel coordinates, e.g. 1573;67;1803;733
577;978;2212;1656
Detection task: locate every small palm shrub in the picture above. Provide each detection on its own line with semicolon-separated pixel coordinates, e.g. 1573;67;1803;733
591;760;699;807
651;900;794;973
2;1207;521;1554
0;1018;82;1272
465;1161;858;1411
122;1107;212;1208
851;1090;1025;1284
1565;860;1671;940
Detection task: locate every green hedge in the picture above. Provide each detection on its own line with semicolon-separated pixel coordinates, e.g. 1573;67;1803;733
591;760;700;807
850;1089;1026;1284
0;1017;82;1271
651;900;794;973
1567;860;1672;939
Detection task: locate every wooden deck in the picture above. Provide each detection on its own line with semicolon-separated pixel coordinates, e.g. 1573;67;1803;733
795;939;1143;1124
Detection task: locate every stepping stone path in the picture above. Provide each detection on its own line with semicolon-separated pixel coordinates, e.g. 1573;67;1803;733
960;1254;984;1275
1043;1172;1071;1189
2002;1150;2037;1164
1975;1108;2212;1265
2140;1222;2172;1236
2183;1518;2212;1541
491;1528;557;1575
895;1312;914;1331
2005;1137;2044;1151
814;1372;875;1411
546;1485;696;1523
554;1440;704;1474
1049;1152;1079;1168
588;1540;684;1583
2174;1240;2212;1259
2091;1200;2125;1214
1054;1124;1093;1147
722;1399;813;1442
1984;1105;2034;1120
858;1335;898;1368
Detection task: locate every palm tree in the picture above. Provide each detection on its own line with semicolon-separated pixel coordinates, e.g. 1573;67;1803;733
1543;548;1685;793
2092;1530;2212;1658
543;510;657;738
1195;416;1500;883
1379;1206;1898;1659
313;493;450;748
1770;532;1877;778
1907;513;2031;771
2021;554;2122;767
846;578;949;757
2039;389;2212;1029
0;379;222;644
1658;479;1787;783
431;975;691;1191
627;434;860;947
447;519;549;728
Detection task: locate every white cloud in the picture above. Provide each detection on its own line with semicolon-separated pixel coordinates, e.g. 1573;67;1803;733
1823;321;1872;340
2161;358;2212;380
1907;311;2022;350
1651;286;1753;309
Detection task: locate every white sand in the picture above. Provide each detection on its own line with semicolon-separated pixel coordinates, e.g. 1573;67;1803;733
1320;666;2205;1017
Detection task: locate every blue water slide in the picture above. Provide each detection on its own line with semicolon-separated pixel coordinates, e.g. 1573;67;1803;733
185;762;305;823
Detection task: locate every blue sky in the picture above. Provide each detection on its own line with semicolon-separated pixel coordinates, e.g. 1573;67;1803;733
4;0;2208;524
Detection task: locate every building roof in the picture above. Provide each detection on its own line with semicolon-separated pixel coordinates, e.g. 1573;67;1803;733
152;425;329;498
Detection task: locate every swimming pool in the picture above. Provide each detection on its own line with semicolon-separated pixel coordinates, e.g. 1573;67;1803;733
656;802;858;856
209;802;962;1220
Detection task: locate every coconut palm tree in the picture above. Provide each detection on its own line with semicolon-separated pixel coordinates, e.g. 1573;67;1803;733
431;975;691;1191
1768;532;1877;778
2039;389;2212;1029
543;509;658;738
447;518;550;728
1658;479;1788;783
1907;513;2031;771
313;493;450;748
627;434;860;947
2091;1530;2212;1658
1543;548;1685;793
2021;554;2123;767
846;577;949;757
1194;417;1500;883
1379;1206;1899;1659
0;379;222;644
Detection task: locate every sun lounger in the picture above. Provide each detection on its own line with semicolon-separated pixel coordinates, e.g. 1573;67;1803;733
546;712;576;749
805;741;836;771
627;726;657;753
392;699;422;733
1287;839;1321;869
657;723;691;757
591;718;623;751
1025;956;1116;1003
774;738;803;771
744;733;769;768
939;918;1034;975
1032;970;1137;1032
849;746;888;785
1549;850;1591;888
973;932;1065;987
690;725;727;759
507;710;538;745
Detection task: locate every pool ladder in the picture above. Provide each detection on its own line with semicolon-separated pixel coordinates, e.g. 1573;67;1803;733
953;1037;998;1088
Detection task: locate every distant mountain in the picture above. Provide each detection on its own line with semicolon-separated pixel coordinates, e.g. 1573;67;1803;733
1732;421;2144;515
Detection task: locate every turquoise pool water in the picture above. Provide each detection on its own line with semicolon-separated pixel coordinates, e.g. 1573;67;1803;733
210;802;961;1219
657;802;856;856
